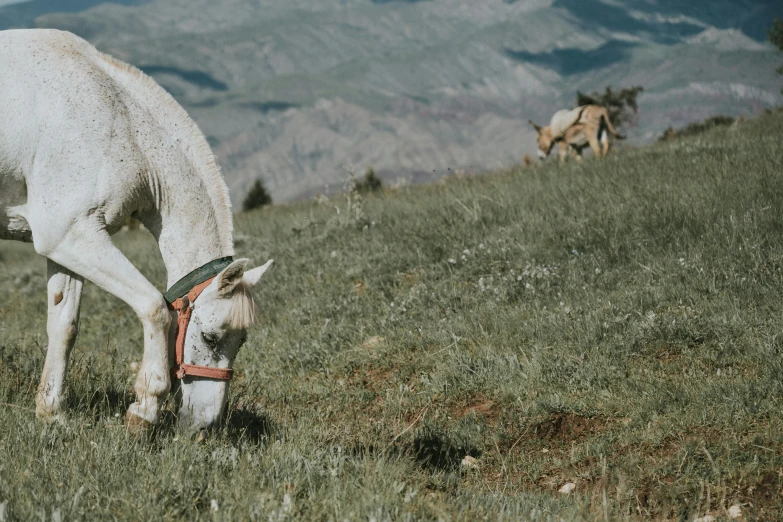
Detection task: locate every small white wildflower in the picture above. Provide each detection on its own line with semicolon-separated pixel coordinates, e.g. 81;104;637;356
330;251;337;258
463;249;470;255
460;455;479;470
679;257;685;265
282;493;293;513
461;255;467;261
479;243;485;250
517;275;522;281
558;482;576;494
595;268;601;274
478;277;487;292
646;311;656;321
728;504;742;519
210;499;219;512
448;258;457;264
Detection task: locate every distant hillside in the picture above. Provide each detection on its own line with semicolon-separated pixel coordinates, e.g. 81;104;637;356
2;0;782;203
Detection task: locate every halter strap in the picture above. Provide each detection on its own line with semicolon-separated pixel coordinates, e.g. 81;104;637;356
164;256;234;304
166;258;235;381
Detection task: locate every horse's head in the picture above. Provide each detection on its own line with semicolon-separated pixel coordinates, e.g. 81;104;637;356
172;258;272;433
529;120;555;159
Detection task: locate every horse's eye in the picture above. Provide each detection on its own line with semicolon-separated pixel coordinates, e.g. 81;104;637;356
201;331;220;346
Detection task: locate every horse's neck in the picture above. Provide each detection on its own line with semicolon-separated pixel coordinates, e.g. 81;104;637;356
153;181;234;288
93;49;235;288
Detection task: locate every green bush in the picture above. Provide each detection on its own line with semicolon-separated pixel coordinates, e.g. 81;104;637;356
576;85;643;129
657;115;736;142
770;18;783;91
354;167;383;194
242;178;272;212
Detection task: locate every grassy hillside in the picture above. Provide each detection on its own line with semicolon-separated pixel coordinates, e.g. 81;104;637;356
2;111;783;519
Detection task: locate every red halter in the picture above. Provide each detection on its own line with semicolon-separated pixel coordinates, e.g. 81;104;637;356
167;277;234;381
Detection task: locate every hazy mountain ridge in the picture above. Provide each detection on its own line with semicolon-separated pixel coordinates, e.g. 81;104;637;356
2;0;782;203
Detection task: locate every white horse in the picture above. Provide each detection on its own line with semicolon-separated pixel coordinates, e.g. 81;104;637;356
0;29;273;433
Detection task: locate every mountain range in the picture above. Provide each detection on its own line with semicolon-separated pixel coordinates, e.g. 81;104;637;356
2;0;782;203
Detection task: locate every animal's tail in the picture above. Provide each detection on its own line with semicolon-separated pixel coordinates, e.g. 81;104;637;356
599;107;625;140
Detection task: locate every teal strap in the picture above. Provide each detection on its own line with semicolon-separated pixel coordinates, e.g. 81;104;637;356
164;257;234;303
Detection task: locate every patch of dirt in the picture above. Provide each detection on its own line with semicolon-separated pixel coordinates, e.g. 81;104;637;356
476;412;613;492
653;343;682;364
452;395;498;424
532;412;609;445
354;364;399;392
743;469;783;518
398;269;422;287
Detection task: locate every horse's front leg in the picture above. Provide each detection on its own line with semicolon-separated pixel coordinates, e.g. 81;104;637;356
557;143;568;164
32;221;171;429
36;260;84;422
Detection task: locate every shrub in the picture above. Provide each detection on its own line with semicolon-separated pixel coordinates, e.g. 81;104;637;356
355;167;383;194
576;85;643;129
770;18;783;92
657;115;736;142
242;178;272;212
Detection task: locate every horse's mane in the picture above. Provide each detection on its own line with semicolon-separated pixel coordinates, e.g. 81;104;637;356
94;49;235;254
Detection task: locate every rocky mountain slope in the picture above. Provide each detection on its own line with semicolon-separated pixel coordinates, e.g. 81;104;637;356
2;0;782;203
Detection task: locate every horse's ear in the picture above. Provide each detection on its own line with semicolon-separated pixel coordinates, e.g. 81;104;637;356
243;259;273;287
528;120;542;133
217;259;249;296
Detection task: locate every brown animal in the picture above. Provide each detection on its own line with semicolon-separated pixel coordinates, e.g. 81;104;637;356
529;105;624;162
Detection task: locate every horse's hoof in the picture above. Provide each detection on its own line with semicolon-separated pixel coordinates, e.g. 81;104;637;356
125;412;155;434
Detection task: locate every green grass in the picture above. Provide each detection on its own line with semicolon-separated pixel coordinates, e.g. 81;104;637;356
2;111;783;520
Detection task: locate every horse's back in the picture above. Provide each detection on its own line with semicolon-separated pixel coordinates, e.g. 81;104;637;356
0;29;101;92
0;29;133;161
0;29;152;232
550;107;584;138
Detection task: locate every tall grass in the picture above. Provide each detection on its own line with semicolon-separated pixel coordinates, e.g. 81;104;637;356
1;112;783;520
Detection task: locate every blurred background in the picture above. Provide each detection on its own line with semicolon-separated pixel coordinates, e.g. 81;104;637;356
2;0;782;204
